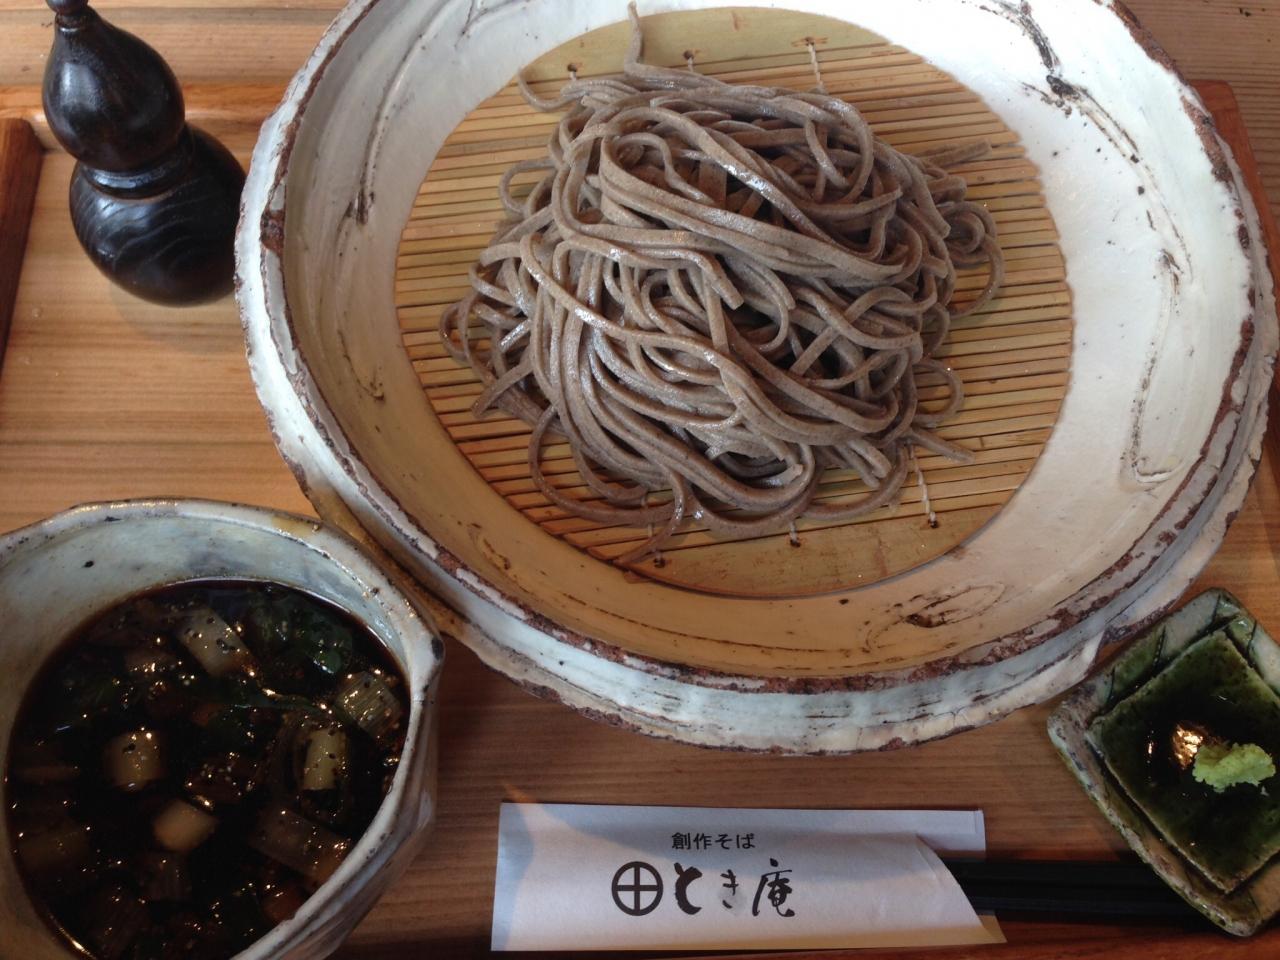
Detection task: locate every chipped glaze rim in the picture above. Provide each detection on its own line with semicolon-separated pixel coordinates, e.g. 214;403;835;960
236;0;1277;751
0;499;443;960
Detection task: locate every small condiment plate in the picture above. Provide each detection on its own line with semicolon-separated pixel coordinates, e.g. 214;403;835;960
1049;589;1280;935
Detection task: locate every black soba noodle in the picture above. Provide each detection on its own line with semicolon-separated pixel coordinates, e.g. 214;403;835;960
440;7;1004;563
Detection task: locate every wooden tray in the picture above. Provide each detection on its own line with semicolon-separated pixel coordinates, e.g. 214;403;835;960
2;8;1279;954
0;118;40;365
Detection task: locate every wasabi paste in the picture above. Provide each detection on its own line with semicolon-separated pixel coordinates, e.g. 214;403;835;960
1192;742;1276;793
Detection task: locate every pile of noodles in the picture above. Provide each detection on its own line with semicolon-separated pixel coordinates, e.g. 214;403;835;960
440;8;1003;562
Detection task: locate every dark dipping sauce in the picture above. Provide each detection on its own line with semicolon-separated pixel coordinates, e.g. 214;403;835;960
6;581;409;960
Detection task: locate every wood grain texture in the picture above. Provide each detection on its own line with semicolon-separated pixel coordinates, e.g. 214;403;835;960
399;8;1069;596
0;118;40;367
0;81;282;155
0;146;309;516
1;1;1275;208
1200;80;1280;474
3;0;1277;190
0;3;1279;958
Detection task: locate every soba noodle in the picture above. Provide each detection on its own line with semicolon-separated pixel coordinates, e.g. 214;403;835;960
440;7;1004;563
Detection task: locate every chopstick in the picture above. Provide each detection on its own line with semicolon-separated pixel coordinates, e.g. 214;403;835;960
941;858;1200;919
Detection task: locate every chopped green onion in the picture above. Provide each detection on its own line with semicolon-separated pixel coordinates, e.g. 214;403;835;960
124;642;179;677
249;807;350;885
301;724;348;792
177;608;256;678
153;800;218;853
335;671;403;742
81;884;148;960
139;850;189;902
104;729;163;791
15;819;93;877
10;741;79;785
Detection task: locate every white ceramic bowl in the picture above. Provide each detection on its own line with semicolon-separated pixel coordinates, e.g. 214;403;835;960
0;499;442;960
236;0;1276;751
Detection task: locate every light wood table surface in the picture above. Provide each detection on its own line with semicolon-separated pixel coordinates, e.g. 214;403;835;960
3;2;1280;958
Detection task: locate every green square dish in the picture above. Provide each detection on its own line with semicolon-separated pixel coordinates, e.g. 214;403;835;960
1087;630;1280;893
1050;589;1280;936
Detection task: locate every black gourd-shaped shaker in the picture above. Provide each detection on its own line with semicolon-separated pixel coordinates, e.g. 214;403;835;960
42;0;245;305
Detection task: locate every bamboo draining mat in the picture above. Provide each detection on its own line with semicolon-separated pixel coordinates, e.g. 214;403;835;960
395;7;1071;598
